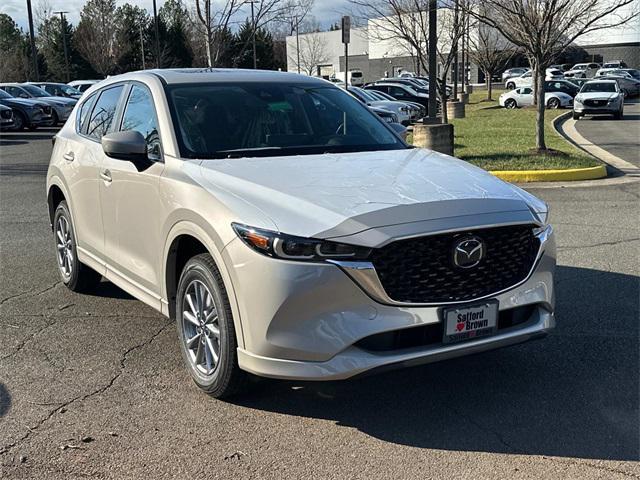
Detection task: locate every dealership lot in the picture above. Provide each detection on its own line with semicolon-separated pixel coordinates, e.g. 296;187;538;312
0;130;639;479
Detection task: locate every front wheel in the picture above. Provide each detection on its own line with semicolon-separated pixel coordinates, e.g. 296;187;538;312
614;109;623;120
53;201;102;291
12;111;26;131
505;98;517;109
506;82;515;90
176;253;248;398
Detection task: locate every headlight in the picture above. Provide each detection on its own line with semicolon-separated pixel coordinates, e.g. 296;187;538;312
399;106;410;113
232;223;371;262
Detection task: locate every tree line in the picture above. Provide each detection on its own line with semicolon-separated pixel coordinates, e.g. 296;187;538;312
0;0;315;82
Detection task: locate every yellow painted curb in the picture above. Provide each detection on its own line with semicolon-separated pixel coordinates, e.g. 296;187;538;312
489;165;607;183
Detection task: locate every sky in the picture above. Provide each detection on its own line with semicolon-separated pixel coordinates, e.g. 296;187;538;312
1;0;351;31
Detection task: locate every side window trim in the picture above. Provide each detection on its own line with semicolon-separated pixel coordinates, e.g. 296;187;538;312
76;93;97;135
81;83;127;143
118;81;163;163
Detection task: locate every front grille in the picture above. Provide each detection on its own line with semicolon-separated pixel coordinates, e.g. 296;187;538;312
0;109;12;120
584;99;607;107
370;225;540;304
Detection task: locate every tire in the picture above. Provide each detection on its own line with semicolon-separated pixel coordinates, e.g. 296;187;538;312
572;111;581;120
506;82;515;90
176;253;248;398
51;110;59;125
505;98;517;109
12;111;26;131
53;201;102;292
614;109;623;120
547;97;560;109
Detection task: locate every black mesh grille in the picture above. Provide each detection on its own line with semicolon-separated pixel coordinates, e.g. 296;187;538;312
370;225;540;304
584;99;607;107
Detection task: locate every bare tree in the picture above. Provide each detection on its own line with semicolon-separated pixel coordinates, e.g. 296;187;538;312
289;23;329;76
350;0;469;122
466;0;639;151
193;0;242;67
467;24;515;101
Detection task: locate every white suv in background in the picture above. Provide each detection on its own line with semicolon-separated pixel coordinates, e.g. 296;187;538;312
564;63;600;79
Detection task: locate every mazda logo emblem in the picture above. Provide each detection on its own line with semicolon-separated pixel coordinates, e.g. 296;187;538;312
453;236;484;268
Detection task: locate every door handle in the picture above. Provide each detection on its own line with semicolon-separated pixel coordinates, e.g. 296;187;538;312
63;151;74;162
100;169;112;183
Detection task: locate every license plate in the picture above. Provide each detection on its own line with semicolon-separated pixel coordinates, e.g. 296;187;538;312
443;302;498;344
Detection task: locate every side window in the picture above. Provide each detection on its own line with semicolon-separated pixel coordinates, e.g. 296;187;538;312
6;86;24;97
522;88;533;95
86;85;124;141
76;93;97;134
389;87;407;98
120;85;162;161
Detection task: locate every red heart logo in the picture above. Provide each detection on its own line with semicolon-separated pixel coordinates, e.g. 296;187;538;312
456;322;465;332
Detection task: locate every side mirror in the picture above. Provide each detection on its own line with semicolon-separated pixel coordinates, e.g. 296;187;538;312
101;130;152;171
389;122;408;141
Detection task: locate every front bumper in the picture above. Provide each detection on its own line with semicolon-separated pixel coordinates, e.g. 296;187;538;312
222;224;556;381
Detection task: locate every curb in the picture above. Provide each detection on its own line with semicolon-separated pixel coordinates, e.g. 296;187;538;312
489;165;607;183
556;112;640;175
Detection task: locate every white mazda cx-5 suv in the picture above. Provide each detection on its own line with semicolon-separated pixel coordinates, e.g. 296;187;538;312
46;69;556;398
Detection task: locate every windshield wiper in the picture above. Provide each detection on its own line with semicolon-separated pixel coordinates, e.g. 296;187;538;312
215;146;283;158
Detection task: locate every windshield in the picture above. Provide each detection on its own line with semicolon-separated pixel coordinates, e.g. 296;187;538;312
0;89;12;99
168;83;406;159
352;87;378;102
624;69;640;79
22;85;49;97
581;82;617;93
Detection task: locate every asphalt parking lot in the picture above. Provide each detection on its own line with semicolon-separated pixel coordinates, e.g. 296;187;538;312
575;101;640;167
0;128;639;479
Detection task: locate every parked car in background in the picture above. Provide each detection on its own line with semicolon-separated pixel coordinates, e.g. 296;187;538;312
545;80;580;98
0;104;14;130
565;77;590;89
349;87;419;125
68;80;101;92
0;83;76;125
365;89;427;118
499;87;573;109
595;68;632;78
0;88;53;130
601;60;628;70
550;64;573;72
564;63;600;78
46;69;554;398
31;82;82;99
606;75;640;97
573;80;624;120
504;69;563;90
365;82;433;113
620;69;640;80
502;67;530;82
331;71;364;87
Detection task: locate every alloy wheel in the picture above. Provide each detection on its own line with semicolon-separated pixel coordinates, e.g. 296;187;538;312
55;215;73;279
181;279;221;375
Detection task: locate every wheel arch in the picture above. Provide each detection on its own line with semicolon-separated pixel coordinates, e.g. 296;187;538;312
163;221;245;349
47;177;72;229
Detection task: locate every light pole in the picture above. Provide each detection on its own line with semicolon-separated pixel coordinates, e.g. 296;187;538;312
54;11;70;82
140;24;146;70
152;0;161;68
25;0;39;81
428;0;437;120
246;0;259;69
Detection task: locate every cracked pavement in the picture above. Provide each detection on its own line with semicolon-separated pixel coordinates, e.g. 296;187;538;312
1;128;639;479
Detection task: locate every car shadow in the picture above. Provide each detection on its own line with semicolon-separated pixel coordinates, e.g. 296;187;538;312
0;383;11;418
581;114;640;121
82;279;135;300
230;265;639;461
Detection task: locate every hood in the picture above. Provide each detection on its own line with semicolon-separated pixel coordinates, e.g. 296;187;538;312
577;92;619;101
36;96;76;107
369;100;402;112
189;148;546;239
0;97;44;108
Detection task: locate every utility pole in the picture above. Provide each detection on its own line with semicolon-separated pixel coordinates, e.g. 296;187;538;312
54;11;70;82
152;0;161;68
427;0;437;120
247;0;259;69
25;0;39;81
140;24;146;70
452;0;459;98
295;15;300;74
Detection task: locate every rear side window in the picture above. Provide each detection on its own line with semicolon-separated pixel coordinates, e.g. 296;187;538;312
86;85;124;140
76;93;97;134
120;85;161;161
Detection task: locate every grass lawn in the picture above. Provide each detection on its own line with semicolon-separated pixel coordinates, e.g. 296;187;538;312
412;89;600;171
